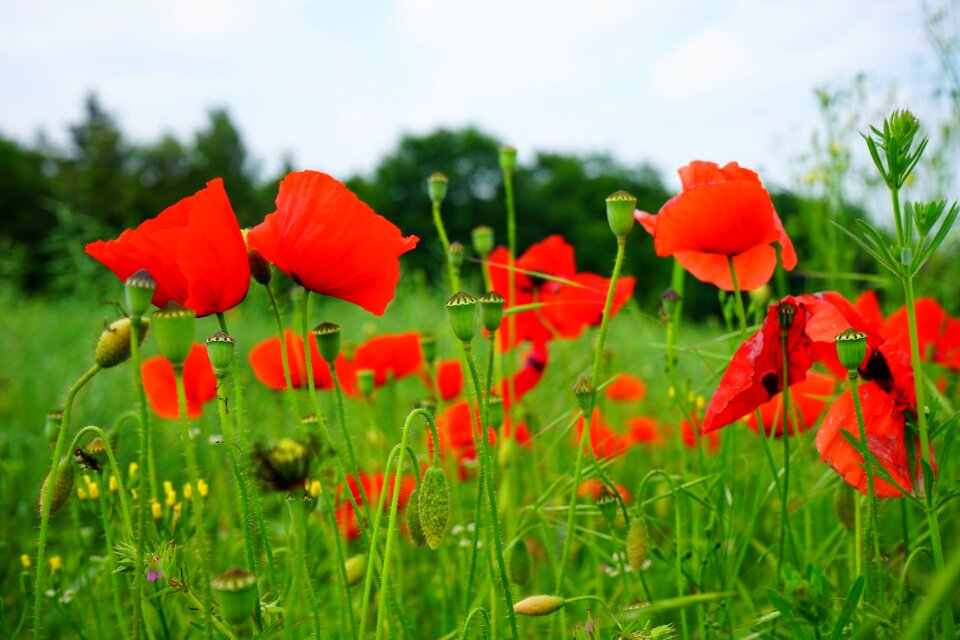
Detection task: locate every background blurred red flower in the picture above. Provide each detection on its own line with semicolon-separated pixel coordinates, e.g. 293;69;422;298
248;329;349;391
246;171;418;316
636;161;796;291
574;408;629;458
142;343;217;419
86;178;250;317
605;374;647;402
335;471;415;539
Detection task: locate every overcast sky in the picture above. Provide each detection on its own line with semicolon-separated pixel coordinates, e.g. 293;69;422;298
1;0;949;191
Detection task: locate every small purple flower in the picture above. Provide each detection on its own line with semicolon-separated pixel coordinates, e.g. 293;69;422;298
147;568;162;582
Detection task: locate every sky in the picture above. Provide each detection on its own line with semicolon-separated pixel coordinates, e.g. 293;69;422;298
0;0;950;191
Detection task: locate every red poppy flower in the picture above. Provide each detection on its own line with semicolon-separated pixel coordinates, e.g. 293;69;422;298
880;298;947;360
852;290;884;330
499;341;549;409
338;332;424;396
501;418;532;447
247;330;347;391
246;171;418;316
487;236;635;350
681;417;720;453
577;479;631;503
427;359;463;401
335;471;415;539
141;343;217;419
746;371;836;437
635;161;797;291
428;401;496;478
628;416;662;444
86;179;250;317
703;292;876;433
605;374;647;402
574;409;629;459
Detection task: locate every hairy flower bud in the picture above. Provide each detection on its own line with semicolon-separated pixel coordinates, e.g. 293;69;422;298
514;595;565;616
39;456;74;518
508;540;532;585
418;466;451;550
125;269;157;318
95;317;149;368
626;517;649;569
573;374;596;416
344;554;367;586
205;331;236;378
479;291;505;333
405;488;427;547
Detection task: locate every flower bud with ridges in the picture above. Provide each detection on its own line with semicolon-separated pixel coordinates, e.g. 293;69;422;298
405;488;427;547
626;517;649;569
448;241;464;269
313;322;341;363
427;171;449;204
835;327;868;371
573;374;596;416
357;369;375;398
420;333;437;364
211;566;257;626
499;146;517;174
472;226;494;259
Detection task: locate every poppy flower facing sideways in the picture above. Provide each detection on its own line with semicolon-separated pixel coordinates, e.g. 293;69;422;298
636;161;797;291
487;236;635;350
246;171;419;316
628;416;663;445
247;330;348;391
86;179;250;317
746;371;837;437
703;292;877;433
142;343;217;419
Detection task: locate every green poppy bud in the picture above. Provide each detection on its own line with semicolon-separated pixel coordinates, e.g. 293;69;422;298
418;466;451;550
45;410;63;443
405;488;427;547
357;369;375;398
419;333;437;364
124;269;157;318
313;322;341;363
427;171;449;204
471;226;494;259
448;241;465;269
508;540;532;585
605;190;637;238
835;327;868;371
205;331;236;378
211;566;257;627
572;374;596;416
479;291;505;332
626;517;649;569
95;316;149;368
151;301;196;367
514;595;565;617
499;146;517;174
39;456;75;518
446;291;478;342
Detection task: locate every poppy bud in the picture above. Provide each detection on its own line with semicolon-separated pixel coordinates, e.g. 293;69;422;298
357;369;376;398
472;226;494;259
405;488;427;547
419;333;437;364
777;300;796;330
125;269;157;318
205;331;236;378
508;540;532;585
596;486;618;525
152;302;196;367
39;456;75;518
427;171;449;204
446;291;478;342
448;242;465;270
211;566;257;627
418;466;451;550
95;316;149;368
242;229;272;285
344;554;366;586
834;328;868;371
45;410;63;443
313;322;341;363
626;517;649;569
479;291;505;332
573;374;596;416
605;190;637;238
514;595;565;616
499;146;517;174
487;395;504;430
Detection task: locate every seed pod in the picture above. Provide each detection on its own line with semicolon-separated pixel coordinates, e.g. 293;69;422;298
211;566;257;626
344;554;366;586
124;269;157;317
835;486;856;532
95;316;149;368
418;466;451;550
513;594;565;617
605;189;637;238
835;327;868;371
152;302;196;367
508;540;531;585
405;488;427;547
446;291;478;343
626;517;649;569
39;456;75;518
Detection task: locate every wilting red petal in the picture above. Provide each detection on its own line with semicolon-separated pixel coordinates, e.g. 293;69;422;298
815;382;917;497
881;298;947;359
246;171;418;316
142;343;216;419
747;371;836;437
628;416;661;444
606;374;647;402
86;179;250;317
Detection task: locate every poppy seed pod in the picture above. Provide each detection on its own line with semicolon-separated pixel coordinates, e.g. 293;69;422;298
835;328;868;371
448;242;465;269
427;171;449;204
39;456;75;518
479;291;505;332
471;226;494;259
419;333;437;364
573;374;596;416
210;566;257;626
152;302;196;367
513;595;565;617
626;517;649;569
508;540;532;586
241;229;272;285
205;331;236;378
405;488;427;547
418;466;451;550
124;269;157;318
313;322;341;363
499;146;517;174
605;190;637;238
95;316;149;368
446;291;478;342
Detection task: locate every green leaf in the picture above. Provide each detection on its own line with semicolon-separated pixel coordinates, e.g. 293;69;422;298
930;410;960;440
830;576;865;640
767;589;796;620
913;201;959;274
920;459;936;506
833;222;898;275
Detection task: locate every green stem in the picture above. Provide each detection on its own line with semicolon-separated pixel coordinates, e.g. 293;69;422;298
262;284;302;423
67;425;134;540
98;481;130;640
638;470;687;640
330;359;372;524
461;344;520;640
777;329;795;583
848;373;878;604
173;368;213;639
315;478;356;639
457;607;490;640
503;166;518;435
34;364;100;640
293;499;323;639
431;200;461;292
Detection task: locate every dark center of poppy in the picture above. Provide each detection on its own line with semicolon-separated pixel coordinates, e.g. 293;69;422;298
861;349;894;394
761;372;780;397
